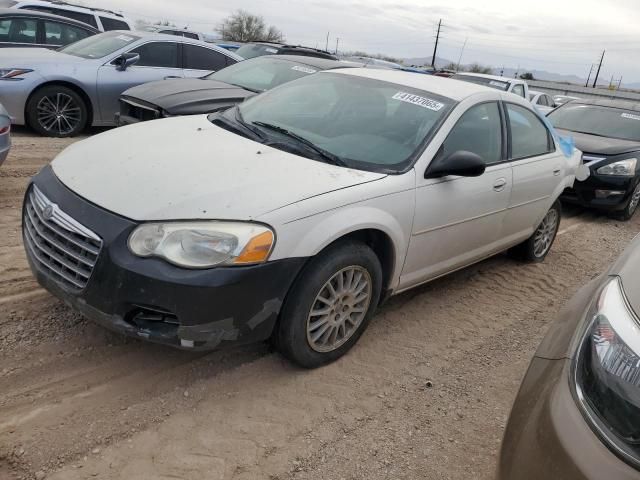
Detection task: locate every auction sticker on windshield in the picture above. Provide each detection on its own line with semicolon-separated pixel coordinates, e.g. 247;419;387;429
292;66;317;74
392;92;444;111
622;113;640;121
116;35;134;42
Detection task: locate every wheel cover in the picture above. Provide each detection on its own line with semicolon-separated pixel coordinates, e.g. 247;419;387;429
628;184;640;216
306;266;372;353
533;209;559;258
36;93;81;135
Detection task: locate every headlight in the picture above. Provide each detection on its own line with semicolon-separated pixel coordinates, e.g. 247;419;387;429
574;277;640;466
128;222;275;268
0;68;33;80
597;158;637;176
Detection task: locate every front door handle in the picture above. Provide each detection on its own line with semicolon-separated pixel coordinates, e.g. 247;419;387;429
553;167;561;176
164;76;180;79
493;178;507;192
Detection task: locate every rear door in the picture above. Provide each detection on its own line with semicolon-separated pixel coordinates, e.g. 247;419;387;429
96;40;183;123
182;43;235;77
401;101;513;288
502;102;564;243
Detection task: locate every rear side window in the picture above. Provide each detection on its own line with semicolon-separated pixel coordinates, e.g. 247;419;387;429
52;7;97;28
99;17;129;31
130;42;179;68
183;44;228;71
507;104;553;159
0;17;37;44
537;95;548;107
511;84;525;98
44;21;92;45
440;102;503;165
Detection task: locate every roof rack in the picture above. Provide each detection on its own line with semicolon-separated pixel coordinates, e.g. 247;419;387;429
46;0;125;18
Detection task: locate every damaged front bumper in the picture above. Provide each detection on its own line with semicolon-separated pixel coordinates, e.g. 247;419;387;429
24;166;306;350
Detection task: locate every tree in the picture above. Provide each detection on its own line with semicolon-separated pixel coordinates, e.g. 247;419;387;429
442;62;458;71
217;10;284;43
467;63;493;74
520;72;535;80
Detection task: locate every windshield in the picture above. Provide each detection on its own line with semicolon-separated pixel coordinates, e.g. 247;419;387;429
235;44;280;59
233;72;454;172
451;74;509;91
60;31;140;59
548;104;640;142
205;57;324;92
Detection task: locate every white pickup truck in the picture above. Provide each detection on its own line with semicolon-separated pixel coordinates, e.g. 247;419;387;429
451;73;530;100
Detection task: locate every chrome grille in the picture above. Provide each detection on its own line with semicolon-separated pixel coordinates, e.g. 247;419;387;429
23;185;102;291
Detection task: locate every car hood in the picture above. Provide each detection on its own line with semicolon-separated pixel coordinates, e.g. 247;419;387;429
122;78;256;115
610;234;640;317
51;115;386;221
0;47;85;65
555;129;640;156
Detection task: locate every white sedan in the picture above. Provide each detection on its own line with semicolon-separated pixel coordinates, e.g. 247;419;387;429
529;90;558;114
23;69;580;367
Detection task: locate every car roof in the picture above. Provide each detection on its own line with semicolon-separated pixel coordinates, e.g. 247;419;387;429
0;6;98;29
329;68;501;101
16;0;125;18
568;97;640;112
266;54;350;70
454;72;523;83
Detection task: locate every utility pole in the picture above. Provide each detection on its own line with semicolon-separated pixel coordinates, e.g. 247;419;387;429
500;65;504;76
592;50;605;88
514;64;520;79
585;64;595;87
325;31;329;51
431;19;441;68
618;76;623;89
609;75;614;88
335;37;339;55
456;37;467;71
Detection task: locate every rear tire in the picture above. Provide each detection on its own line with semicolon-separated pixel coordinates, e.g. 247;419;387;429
26;85;88;138
276;241;382;368
509;200;561;263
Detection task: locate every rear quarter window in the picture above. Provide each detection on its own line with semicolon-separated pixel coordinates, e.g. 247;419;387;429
99;17;130;31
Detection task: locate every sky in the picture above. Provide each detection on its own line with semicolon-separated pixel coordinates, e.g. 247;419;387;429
95;0;640;84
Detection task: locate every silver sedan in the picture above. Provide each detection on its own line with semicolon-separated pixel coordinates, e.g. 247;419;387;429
0;31;242;137
0;103;10;166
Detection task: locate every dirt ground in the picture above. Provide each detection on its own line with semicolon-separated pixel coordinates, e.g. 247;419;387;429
1;127;639;480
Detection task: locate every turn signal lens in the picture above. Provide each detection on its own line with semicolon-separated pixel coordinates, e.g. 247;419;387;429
234;231;275;264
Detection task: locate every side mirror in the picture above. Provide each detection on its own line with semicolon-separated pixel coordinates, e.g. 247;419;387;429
425;150;486;179
114;52;140;71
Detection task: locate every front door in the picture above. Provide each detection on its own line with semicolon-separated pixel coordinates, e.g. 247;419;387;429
401;101;513;289
96;41;183;124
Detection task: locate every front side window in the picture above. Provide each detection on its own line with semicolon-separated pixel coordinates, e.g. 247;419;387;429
507;104;553;159
511;84;525;98
0;17;36;44
183;44;228;71
99;17;130;31
206;57;320;92
44;21;92;45
548;104;640;142
60;31;140;58
235;72;454;172
129;41;179;68
440;102;503;165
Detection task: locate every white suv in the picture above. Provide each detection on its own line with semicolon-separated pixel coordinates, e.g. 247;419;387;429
1;0;132;31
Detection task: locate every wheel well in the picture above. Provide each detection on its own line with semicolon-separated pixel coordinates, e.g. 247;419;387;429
25;81;93;128
330;229;396;297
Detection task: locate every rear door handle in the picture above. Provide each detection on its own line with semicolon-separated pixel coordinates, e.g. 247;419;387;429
553;167;561;176
164;76;180;79
493;178;507;192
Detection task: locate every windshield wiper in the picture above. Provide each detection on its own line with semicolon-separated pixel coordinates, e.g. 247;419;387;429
229;83;262;94
251;121;348;167
210;109;264;141
234;108;267;141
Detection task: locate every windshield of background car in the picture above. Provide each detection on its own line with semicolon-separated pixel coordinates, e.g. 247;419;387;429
60;31;140;58
235;44;280;59
451;74;509;91
236;72;455;172
548;104;640;142
205;57;324;92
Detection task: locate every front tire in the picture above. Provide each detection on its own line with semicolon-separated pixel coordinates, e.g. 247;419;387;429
26;85;88;138
614;182;640;221
509;200;561;263
276;241;382;368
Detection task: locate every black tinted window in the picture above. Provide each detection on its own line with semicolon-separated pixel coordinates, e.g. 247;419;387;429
183;44;228;71
130;42;179;68
44;21;92;45
0;17;36;44
441;102;503;165
507;104;553;159
99;17;129;31
512;84;525;98
53;8;96;28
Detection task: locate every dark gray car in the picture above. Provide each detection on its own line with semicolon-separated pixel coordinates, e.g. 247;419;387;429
118;55;359;125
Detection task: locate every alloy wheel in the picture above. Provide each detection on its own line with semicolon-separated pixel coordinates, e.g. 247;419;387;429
306;266;372;353
628;184;640;216
36;93;82;136
533;209;559;258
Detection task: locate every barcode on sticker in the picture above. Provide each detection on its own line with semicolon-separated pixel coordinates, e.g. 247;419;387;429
265;47;278;53
622;113;640;121
116;35;133;42
489;80;507;87
292;65;317;74
392;92;444;111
